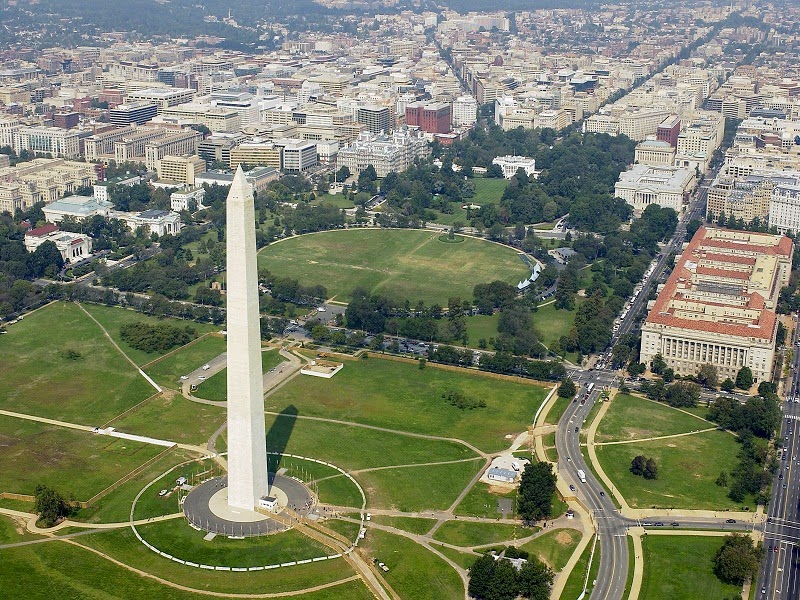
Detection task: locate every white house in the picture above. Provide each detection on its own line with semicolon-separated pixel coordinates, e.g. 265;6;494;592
492;155;537;179
170;186;206;212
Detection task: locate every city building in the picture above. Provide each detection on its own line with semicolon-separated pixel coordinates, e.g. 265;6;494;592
769;175;800;235
356;105;391;134
0;158;99;212
614;164;695;214
640;226;792;385
656;115;681;147
24;224;92;263
229;141;282;170
126;88;195;113
13;126;81;159
156;155;206;185
492;155;537;179
274;139;317;173
109;102;158;126
451;95;478;128
634;139;676;166
42;195;113;223
93;174;142;202
170;186;206;212
406;101;452;134
144;129;202;170
336;129;429;178
112;209;182;237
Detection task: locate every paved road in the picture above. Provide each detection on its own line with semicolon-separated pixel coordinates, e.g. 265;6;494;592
757;320;800;600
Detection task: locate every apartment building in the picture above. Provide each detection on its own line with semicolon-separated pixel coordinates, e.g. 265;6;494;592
640;226;792;384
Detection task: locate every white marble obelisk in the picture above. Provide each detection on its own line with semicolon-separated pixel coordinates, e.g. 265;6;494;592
226;166;268;510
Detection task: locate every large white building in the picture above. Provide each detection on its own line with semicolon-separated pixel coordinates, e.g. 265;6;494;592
336;129;429;178
452;95;478;128
492;155;537;179
14;126;81;158
769;177;800;234
112;209;182;237
640;226;792;385
614;164;695;214
42;195;113;223
24;224;92;263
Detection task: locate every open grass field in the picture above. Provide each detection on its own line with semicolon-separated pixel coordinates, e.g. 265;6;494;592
266;356;547;453
194;349;288;401
432;521;528;547
258;229;529;305
0;415;164;501
431;178;509;226
454;483;517;518
595;430;750;510
0;514;39;544
465;314;499;346
520;528;582;572
362;529;464;600
9;530;372;600
544;395;570;427
357;459;483;512
0;302;155;424
143;334;226;387
639;535;743;599
136;518;330;567
596;394;713;443
110;393;224;447
533;299;584;349
80;303;219;366
434;544;479;569
371;516;436;535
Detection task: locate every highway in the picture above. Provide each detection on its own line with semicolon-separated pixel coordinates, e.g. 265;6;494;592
757;319;800;600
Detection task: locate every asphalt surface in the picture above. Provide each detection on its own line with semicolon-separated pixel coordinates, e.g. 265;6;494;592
758;321;800;600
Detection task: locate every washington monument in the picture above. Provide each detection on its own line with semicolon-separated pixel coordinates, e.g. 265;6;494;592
225;166;269;510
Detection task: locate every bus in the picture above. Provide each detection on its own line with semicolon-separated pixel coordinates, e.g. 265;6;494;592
586;382;595;395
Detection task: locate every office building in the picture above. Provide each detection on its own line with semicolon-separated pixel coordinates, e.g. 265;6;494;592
356;105;391;135
274;139;317;173
406;101;452;134
110;102;158;126
614;164;695;214
156;155;206;185
657;115;681;147
336;129;429;178
13;126;81;159
229;141;282;170
640;226;792;384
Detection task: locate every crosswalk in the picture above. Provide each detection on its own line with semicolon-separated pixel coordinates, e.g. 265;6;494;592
786;414;800;421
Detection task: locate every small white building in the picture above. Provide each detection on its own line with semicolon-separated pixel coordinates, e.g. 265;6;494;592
93;174;143;202
24;224;92;263
258;495;278;511
112;209;182;237
170;186;206;212
487;467;518;483
492;155;537;179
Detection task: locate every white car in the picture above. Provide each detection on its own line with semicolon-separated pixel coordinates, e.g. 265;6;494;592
198;375;206;381
180;375;189;380
202;364;211;370
158;489;168;497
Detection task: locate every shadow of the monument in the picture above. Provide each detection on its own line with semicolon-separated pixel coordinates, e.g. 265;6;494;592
266;404;297;485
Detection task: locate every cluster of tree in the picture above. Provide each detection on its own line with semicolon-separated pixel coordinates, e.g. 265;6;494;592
557;378;577;398
558;290;620;355
380;161;474;221
103;249;215;300
629;455;658;480
478;352;567;381
260;271;327;307
58;214;139;254
473;281;518;314
442;389;486;410
707;394;781;440
281;203;345;234
518;462;557;523
119;322;197;354
639;379;701;408
34;484;71;528
713;533;761;585
468;551;554;600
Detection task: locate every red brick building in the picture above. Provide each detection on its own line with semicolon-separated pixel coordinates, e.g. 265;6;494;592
405;101;452;134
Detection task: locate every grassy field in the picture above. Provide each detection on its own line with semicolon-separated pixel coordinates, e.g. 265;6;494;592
520;528;582;572
595;430;750;510
432;521;528;547
266;356;548;453
454;483;517;518
258;229;528;305
561;535;595;599
434;544;479;569
312;193;356;209
533;299;584;349
0;514;39;544
80;303;219;366
431;178;509;226
596;394;712;443
356;459;483;512
371;516;436;535
136;518;330;567
143;334;227;387
362;529;464;600
544;396;570;426
110;393;224;447
465;314;499;346
0;302;155;424
640;535;743;599
194;349;288;401
0;415;164;500
9;530;364;600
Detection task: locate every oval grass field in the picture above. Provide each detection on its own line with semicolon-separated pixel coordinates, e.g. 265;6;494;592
258;229;530;305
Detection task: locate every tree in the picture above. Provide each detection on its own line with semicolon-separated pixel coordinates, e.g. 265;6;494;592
28;240;64;277
664;381;700;408
558;378;577;398
757;381;777;397
34;484;71;527
735;366;753;390
644;458;658;480
468;554;496;599
518;462;557;523
488;559;520;600
630;455;647;477
650;353;666;375
517;558;554;600
721;378;736;392
713;534;760;585
716;471;729;487
486;163;504;178
697;363;719;389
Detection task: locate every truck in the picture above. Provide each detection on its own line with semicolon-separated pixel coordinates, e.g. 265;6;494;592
577;469;586;483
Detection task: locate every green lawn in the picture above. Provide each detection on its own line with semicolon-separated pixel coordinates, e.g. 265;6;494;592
362;529;464;600
312;193;356;209
18;529;372;600
260;413;477;472
431;178;509;226
0;415;164;501
194;349;288;401
561;535;599;599
596;394;713;443
432;521;529;547
640;535;743;599
258;229;529;305
596;430;751;510
520;528;582;572
0;514;39;544
454;483;517;518
434;544;480;569
143;334;227;387
0;302;155;424
371;516;436;535
533;299;584;349
266;356;548;453
357;459;483;512
79;303;219;366
544;396;570;426
136;518;329;567
109;394;224;447
465;314;499;346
